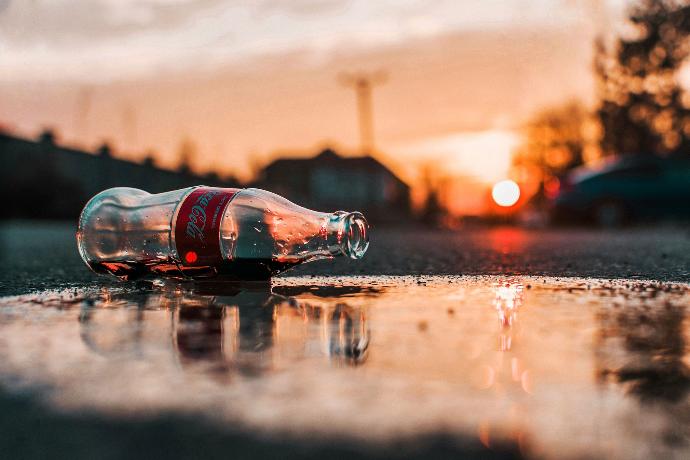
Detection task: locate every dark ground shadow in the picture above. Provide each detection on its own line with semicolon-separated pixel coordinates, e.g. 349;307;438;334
0;389;523;460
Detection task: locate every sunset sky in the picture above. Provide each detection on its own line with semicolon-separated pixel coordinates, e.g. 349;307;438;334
0;0;631;213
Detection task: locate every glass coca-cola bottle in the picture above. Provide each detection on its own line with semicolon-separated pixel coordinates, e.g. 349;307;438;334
77;187;369;281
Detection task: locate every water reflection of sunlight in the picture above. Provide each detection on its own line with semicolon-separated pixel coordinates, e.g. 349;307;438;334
487;227;527;255
494;282;524;329
478;281;531;453
478;281;528;391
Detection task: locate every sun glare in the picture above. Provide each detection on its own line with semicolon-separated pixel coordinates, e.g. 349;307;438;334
492;180;520;207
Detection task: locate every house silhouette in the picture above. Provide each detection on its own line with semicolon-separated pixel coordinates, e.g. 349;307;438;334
0;131;239;220
254;148;411;224
1;131;411;224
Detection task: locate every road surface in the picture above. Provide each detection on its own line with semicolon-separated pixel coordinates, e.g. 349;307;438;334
1;221;689;296
0;221;689;460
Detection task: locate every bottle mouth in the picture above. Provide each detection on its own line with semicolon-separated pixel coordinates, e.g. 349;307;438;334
339;212;369;259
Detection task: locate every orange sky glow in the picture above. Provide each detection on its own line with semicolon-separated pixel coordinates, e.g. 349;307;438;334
0;0;630;215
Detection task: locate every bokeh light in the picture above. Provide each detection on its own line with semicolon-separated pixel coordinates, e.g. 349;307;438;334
492;180;520;207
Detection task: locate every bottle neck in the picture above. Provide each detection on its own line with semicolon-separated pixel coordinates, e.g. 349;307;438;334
218;189;369;267
324;211;369;259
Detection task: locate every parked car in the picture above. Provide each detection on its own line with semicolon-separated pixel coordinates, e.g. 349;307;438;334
549;154;690;226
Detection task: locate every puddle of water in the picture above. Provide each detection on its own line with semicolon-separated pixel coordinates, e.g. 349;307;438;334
0;276;689;459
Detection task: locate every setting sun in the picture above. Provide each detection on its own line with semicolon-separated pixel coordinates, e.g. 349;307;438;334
492;180;520;207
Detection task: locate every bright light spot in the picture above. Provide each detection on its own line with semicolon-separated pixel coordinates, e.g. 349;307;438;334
184;251;198;264
492;180;520;207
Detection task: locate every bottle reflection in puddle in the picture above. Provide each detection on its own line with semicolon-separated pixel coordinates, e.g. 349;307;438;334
173;304;237;366
78;284;370;378
79;303;147;358
273;300;369;366
330;303;369;364
171;289;273;373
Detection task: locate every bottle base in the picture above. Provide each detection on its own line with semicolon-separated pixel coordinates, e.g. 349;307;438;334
89;258;301;282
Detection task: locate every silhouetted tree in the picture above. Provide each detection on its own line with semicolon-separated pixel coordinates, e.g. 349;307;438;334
596;0;690;156
38;129;57;145
204;171;221;184
97;143;112;157
514;101;592;175
419;164;447;226
512;101;595;205
142;152;156;168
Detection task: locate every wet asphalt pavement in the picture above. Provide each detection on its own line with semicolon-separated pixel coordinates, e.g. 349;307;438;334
1;221;689;296
1;221;690;460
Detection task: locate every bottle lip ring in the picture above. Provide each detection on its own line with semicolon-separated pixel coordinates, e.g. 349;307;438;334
339;212;369;259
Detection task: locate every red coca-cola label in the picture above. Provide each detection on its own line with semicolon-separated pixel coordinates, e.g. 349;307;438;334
174;187;240;267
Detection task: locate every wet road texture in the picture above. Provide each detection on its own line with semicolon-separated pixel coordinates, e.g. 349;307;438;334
0;221;690;460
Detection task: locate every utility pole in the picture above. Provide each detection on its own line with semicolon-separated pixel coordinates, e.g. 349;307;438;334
339;71;387;154
74;86;92;143
122;103;138;149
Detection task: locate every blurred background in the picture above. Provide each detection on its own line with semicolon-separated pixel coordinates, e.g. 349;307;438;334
1;0;689;226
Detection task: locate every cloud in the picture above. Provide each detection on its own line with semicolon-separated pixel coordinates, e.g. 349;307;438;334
0;0;608;83
0;0;354;48
0;0;223;46
253;0;352;17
